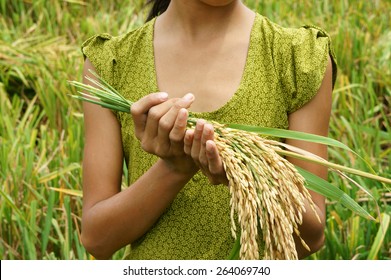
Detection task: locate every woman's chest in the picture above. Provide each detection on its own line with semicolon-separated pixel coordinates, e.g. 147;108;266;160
153;41;250;113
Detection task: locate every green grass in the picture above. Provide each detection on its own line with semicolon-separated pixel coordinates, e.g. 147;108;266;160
0;0;390;260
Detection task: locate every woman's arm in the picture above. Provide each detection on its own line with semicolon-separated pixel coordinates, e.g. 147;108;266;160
81;59;198;259
286;56;334;258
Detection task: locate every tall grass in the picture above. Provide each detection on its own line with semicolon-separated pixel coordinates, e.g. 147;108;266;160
0;0;389;260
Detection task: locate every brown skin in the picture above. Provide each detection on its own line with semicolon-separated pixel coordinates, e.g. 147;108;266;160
81;0;333;259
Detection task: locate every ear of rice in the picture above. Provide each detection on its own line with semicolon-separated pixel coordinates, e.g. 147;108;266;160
209;122;319;259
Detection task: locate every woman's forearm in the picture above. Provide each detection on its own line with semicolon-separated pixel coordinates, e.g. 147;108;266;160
295;198;326;259
81;158;197;259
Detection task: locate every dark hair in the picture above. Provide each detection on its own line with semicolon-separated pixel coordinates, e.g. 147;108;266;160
145;0;170;22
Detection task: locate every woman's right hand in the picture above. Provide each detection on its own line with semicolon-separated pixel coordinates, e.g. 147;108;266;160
130;92;199;175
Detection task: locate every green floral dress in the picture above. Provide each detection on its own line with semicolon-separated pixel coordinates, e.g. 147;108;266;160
81;13;337;260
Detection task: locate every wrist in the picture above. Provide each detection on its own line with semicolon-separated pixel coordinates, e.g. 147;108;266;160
159;157;199;179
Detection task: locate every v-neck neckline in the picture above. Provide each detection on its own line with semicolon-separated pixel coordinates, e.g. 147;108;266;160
149;13;260;117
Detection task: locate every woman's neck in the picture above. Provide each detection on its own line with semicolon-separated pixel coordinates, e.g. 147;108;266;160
157;0;254;43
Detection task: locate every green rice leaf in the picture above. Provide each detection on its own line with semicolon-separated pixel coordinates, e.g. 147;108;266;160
38;162;80;183
49;187;82;197
227;123;352;152
296;166;374;220
227;232;241;260
0;188;34;233
71;94;130;112
278;149;391;185
367;213;390;259
41;189;55;253
86;70;127;102
227;123;379;178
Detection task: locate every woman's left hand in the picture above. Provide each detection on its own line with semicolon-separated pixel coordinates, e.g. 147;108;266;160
184;119;228;186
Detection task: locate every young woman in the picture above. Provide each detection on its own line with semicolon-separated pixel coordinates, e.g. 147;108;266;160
80;0;337;259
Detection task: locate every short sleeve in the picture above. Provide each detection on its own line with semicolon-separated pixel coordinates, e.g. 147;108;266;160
274;25;337;114
81;33;117;86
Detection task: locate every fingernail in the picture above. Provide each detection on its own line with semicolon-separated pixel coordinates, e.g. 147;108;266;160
182;93;194;101
205;125;213;135
196;119;206;126
196;119;205;131
159;92;168;99
178;108;187;120
206;141;213;152
185;130;193;141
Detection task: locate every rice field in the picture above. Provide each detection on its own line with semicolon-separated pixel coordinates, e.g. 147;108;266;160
0;0;390;260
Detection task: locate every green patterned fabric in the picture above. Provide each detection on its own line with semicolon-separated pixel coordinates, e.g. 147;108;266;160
81;13;337;260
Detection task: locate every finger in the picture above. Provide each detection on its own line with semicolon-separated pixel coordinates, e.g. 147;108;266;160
157;93;194;140
143;98;179;140
184;129;194;155
190;119;206;162
199;123;214;167
130;92;168;138
131;92;169;116
205;140;223;175
206;140;228;185
168;108;189;154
